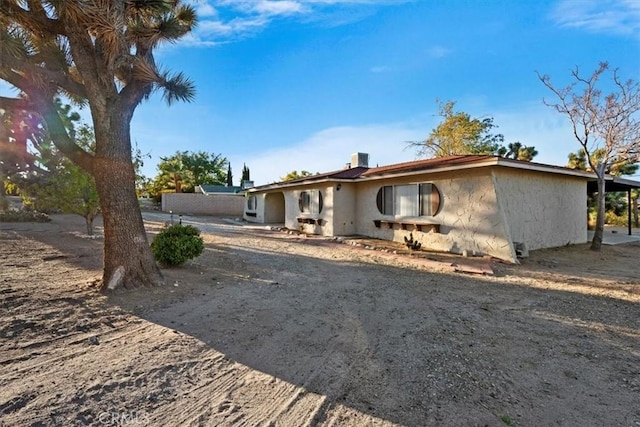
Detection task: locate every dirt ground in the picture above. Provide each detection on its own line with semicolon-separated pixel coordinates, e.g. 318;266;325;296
1;213;638;427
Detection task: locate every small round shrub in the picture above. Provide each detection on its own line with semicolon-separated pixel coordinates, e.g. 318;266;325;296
151;224;204;267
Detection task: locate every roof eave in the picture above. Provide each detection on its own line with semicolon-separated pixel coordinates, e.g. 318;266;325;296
248;156;636;192
247;177;356;193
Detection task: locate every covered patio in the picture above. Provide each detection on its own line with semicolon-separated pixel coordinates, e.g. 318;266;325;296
587;176;640;237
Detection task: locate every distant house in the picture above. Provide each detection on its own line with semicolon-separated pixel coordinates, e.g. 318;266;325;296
243;153;640;263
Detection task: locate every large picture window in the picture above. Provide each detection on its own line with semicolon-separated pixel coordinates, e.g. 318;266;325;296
376;183;441;216
298;190;323;214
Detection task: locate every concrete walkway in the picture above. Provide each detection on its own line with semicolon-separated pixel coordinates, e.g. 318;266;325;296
588;226;640;245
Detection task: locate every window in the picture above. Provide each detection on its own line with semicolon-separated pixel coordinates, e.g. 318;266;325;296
247;195;257;211
376;186;394;215
376;183;441;216
298;190;323;214
419;183;440;216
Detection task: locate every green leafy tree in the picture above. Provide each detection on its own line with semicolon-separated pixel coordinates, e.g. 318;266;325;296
539;62;640;250
133;144;151;198
181;151;227;187
496;142;539;161
0;0;197;290
56;161;100;235
226;163;233;186
281;170;313;182
241;163;251;183
566;148;639;227
152;151;228;196
567;148;638;177
20;124;100;234
410;100;536;160
1;98;79;208
2;98;82;212
156;153;187;193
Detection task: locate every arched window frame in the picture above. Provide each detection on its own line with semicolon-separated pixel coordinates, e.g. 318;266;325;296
376;183;441;217
298;190;323;214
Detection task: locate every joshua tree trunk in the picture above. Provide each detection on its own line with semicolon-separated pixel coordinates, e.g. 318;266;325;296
0;0;198;292
93;115;163;291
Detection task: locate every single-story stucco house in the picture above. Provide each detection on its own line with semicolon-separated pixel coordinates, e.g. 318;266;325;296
243;153;640;262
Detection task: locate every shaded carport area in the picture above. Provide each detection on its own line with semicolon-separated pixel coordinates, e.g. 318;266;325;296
264;191;285;224
587;176;640;236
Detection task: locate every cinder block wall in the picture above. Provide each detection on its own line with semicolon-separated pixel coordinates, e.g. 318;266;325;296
161;193;244;216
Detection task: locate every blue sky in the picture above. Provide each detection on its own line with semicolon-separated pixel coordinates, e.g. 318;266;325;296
4;0;640;184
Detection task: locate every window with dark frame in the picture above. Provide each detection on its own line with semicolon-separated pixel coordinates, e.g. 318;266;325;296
298;190;323;214
376;183;441;216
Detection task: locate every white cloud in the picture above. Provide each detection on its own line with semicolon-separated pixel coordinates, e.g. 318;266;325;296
550;0;640;37
426;45;451;59
234;104;579;186
492;103;578;166
193;2;218;17
370;65;391;73
197;16;267;37
254;1;306;16
233;123;428;185
182;0;412;46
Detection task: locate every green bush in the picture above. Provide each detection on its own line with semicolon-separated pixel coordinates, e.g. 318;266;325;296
605;211;628;226
151;224;204;267
0;209;51;223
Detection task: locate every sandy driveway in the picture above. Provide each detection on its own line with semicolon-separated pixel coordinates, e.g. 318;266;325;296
1;213;638;426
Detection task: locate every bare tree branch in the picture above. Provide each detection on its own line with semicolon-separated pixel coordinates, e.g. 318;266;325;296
538;62;640;250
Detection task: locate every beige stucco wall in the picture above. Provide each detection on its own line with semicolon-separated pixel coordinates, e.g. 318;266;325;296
264;192;285;223
282;184;336;236
354;168;516;261
244;194;264;223
330;182;358;236
245;166;589;262
245;191;287;224
245;184;357;235
493;169;588;251
162;193;244;216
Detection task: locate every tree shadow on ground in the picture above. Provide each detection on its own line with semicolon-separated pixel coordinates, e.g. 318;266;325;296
113;238;640;426
2;214;639;426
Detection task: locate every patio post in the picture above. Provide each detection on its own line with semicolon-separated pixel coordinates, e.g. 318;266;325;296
629;189;632;236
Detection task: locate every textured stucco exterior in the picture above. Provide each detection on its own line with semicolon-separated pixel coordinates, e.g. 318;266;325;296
244;157;599;263
260;193;282;223
283;184;335;235
354;168;515;261
331;182;358;236
493;169;588;250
